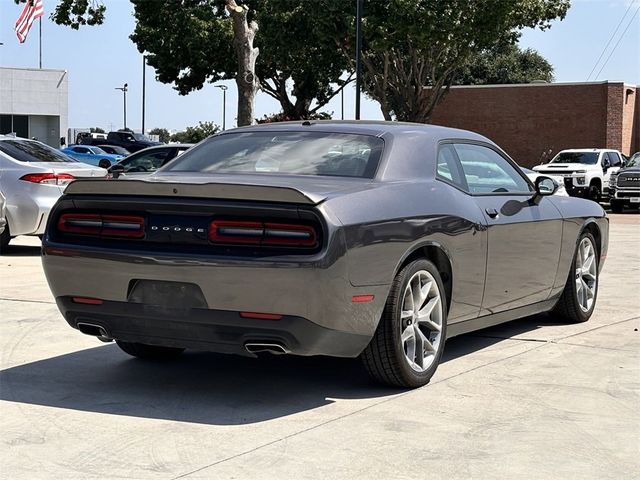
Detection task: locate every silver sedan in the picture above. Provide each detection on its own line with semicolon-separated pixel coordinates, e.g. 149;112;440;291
0;136;106;252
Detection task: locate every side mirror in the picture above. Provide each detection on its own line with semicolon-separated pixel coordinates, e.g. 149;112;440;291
535;176;558;196
603;158;611;171
109;163;125;179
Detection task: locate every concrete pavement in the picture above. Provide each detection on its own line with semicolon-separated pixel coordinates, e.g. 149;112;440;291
0;214;638;479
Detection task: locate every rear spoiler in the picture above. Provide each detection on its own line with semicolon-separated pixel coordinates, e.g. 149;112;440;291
64;179;323;205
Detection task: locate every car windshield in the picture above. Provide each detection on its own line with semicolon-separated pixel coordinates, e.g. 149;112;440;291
89;147;107;154
163;131;384;178
0;139;77;163
133;133;151;142
627;153;640;167
550;152;599;165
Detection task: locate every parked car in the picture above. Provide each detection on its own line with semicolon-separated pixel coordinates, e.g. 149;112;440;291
62;145;124;169
0;136;106;251
0;191;6;238
97;145;131;157
520;167;568;196
609;152;640;213
533;149;624;201
108;144;194;178
79;130;161;153
42;122;608;388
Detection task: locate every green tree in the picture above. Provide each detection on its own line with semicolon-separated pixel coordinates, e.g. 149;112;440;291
312;0;569;122
38;0;350;123
454;45;554;85
148;127;170;143
89;127;105;133
130;0;351;121
170;121;220;143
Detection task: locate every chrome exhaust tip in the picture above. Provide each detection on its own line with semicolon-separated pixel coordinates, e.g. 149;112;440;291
77;322;113;343
244;342;289;355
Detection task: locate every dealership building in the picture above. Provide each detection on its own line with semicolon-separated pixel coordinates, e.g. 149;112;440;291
430;81;639;167
0;66;68;148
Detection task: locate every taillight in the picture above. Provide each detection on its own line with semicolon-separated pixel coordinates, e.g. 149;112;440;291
20;173;75;185
209;220;317;247
58;213;145;238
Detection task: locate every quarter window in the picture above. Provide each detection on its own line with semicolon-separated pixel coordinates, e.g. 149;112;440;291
454;143;532;194
437;144;467;190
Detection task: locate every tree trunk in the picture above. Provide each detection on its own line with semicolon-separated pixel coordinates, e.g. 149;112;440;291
226;1;259;126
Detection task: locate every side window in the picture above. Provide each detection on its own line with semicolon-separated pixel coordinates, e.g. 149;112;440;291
454;143;532;194
608;152;621;167
73;147;88;154
124;150;170;172
436;144;467;191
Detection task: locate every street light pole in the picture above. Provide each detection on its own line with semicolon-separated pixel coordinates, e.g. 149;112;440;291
355;0;363;120
142;56;146;135
115;83;129;130
215;85;228;131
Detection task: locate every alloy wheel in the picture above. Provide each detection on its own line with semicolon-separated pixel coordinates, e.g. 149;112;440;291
400;270;444;372
575;237;597;312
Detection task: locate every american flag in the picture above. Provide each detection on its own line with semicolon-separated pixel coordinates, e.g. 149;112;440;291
15;0;44;44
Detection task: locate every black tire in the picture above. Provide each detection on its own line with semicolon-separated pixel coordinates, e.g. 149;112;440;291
610;200;624;213
552;231;599;323
0;225;10;254
587;183;601;202
116;340;184;360
361;258;447;388
98;159;111;169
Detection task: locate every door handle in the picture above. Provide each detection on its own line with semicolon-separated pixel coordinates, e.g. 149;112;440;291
485;208;499;218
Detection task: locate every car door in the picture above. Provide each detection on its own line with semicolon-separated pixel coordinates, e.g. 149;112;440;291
452;142;564;315
603;152;622;192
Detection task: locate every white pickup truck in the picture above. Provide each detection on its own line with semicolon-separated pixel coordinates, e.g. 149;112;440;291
533;149;624;201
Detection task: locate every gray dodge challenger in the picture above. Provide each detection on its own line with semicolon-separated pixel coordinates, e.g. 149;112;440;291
42;121;608;388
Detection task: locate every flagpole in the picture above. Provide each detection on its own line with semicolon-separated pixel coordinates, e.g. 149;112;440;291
39;17;42;68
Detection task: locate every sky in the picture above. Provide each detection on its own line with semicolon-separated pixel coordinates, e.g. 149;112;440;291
1;0;638;133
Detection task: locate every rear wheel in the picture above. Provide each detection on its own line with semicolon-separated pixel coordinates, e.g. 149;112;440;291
552;232;598;323
610;200;624;213
116;340;184;360
361;259;447;388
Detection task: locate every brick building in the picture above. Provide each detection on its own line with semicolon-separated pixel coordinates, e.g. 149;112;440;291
429;81;639;168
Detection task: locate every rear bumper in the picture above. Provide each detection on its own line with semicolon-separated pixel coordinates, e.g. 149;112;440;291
42;243;390;357
57;297;371;357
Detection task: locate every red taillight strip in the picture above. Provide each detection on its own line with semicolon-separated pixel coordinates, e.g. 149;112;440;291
58;213;145;238
263;223;316;246
352;295;375;303
209;220;317;247
240;312;283;320
209;221;263;244
72;297;104;305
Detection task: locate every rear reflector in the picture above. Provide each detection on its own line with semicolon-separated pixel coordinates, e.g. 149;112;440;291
72;297;104;305
20;173;75;185
240;312;283;320
352;295;375;303
209;220;317;247
58;213;145;238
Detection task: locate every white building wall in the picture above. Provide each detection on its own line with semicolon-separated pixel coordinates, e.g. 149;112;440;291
0;67;68;147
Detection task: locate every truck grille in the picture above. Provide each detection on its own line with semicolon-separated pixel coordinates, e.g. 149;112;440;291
616;174;640;187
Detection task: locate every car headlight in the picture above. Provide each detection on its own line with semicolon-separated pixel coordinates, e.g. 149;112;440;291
574;170;586;174
576;177;586;185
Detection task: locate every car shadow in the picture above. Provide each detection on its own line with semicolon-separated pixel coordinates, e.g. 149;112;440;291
0;313;553;425
0;244;41;257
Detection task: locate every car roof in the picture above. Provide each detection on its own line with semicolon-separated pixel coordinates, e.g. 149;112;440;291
558;148;618;153
229;120;489;142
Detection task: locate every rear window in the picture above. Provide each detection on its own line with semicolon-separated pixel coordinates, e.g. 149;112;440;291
0;139;77;163
163;131;384;178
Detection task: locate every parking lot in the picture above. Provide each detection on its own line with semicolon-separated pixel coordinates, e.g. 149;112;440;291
0;213;638;480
